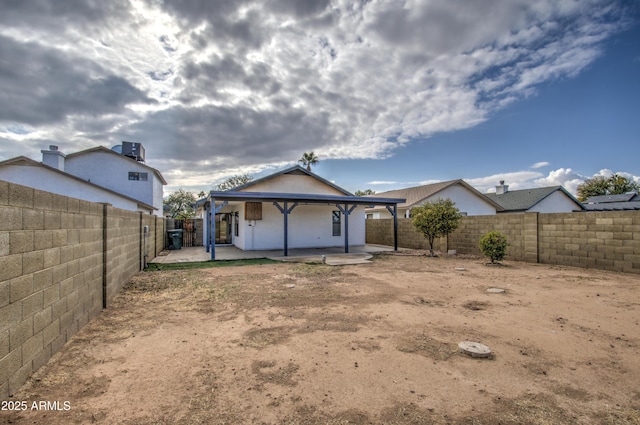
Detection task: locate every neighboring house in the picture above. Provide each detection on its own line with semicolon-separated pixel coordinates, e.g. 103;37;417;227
202;165;405;258
0;142;166;216
365;179;503;219
582;192;640;211
0;156;156;214
485;181;584;213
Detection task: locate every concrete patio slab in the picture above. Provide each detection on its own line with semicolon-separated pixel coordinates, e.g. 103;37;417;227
149;244;397;265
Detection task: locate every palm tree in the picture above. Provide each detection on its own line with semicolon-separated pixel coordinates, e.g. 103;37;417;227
298;152;319;171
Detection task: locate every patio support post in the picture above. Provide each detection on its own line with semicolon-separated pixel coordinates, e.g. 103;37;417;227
386;204;399;251
205;202;210;253
210;197;216;260
274;201;298;256
336;203;357;253
208;198;228;260
393;204;398;251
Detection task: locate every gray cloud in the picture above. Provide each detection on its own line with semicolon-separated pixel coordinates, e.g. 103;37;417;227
0;0;633;193
0;35;153;126
0;0;132;32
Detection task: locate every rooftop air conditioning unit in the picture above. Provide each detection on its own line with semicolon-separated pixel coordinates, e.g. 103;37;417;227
121;141;145;162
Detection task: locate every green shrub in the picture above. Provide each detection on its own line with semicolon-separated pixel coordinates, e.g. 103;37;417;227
479;231;508;264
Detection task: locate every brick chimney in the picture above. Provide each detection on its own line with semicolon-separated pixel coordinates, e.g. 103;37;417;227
41;145;66;171
495;180;509;195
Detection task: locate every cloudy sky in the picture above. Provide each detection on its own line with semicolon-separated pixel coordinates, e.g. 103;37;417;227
1;0;639;195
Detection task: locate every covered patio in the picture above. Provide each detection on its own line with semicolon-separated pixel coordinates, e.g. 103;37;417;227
204;191;405;260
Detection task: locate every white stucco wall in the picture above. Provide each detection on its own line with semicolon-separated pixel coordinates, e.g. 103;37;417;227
529;191;581;213
65;151;164;215
371;184;496;218
243;174;346;195
0;166;151;213
232;203;365;250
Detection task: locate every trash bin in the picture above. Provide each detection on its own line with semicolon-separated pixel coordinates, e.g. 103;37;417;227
167;229;183;250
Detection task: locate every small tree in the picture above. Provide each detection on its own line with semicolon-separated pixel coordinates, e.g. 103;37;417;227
355;189;376;196
164;189;196;219
214;174;253;191
411;198;462;257
479;231;508;264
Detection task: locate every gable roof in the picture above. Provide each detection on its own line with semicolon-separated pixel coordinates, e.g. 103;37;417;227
366;179;504;211
66;146;167;185
485;186;584;212
0;156;156;211
231;165;353;195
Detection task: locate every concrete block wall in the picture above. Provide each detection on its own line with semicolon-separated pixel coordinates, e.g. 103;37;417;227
1;181;164;399
366;210;640;273
538;211;640;272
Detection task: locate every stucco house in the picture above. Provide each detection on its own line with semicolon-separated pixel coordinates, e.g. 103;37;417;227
0;143;166;215
365;179;503;219
485;181;584;213
202;165;405;259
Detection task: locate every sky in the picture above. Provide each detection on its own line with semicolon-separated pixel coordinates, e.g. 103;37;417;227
1;0;639;196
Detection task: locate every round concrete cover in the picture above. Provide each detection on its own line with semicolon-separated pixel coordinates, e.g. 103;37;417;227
458;341;492;358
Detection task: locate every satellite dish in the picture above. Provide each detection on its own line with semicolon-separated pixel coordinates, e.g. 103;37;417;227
111;145;122;154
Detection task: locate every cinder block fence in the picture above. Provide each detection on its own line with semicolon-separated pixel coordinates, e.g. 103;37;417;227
0;181;164;399
366;211;640;274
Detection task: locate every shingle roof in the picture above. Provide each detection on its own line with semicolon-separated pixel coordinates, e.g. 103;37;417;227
485;186;584;212
583;202;640;211
365;179;503;211
584;193;639;204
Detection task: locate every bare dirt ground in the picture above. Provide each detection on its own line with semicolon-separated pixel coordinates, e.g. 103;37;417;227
3;252;640;425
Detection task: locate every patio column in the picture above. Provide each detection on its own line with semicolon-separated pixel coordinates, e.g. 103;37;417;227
386;204;399;251
336;203;357;253
274;201;297;256
208;198;228;260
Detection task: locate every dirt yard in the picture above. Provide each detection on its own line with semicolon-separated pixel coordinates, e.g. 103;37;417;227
3;252;640;424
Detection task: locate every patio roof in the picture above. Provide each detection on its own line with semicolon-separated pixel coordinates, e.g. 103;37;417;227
204;190;405;260
207;190;405;206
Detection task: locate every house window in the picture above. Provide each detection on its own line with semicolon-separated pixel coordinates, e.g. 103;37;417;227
332;210;341;236
234;212;239;236
128;172;148;181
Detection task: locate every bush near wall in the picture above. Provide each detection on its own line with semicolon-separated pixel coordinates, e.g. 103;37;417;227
0;181;164;400
366;211;640;274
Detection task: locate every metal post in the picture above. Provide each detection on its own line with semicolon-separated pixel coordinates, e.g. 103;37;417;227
283;201;288;256
205;202;210;253
337;204;357;253
273;201;298;257
210;198;216;260
393;204;398;251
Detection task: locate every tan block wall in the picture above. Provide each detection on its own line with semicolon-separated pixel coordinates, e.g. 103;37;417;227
366;210;640;274
537;211;640;272
1;181;164;399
